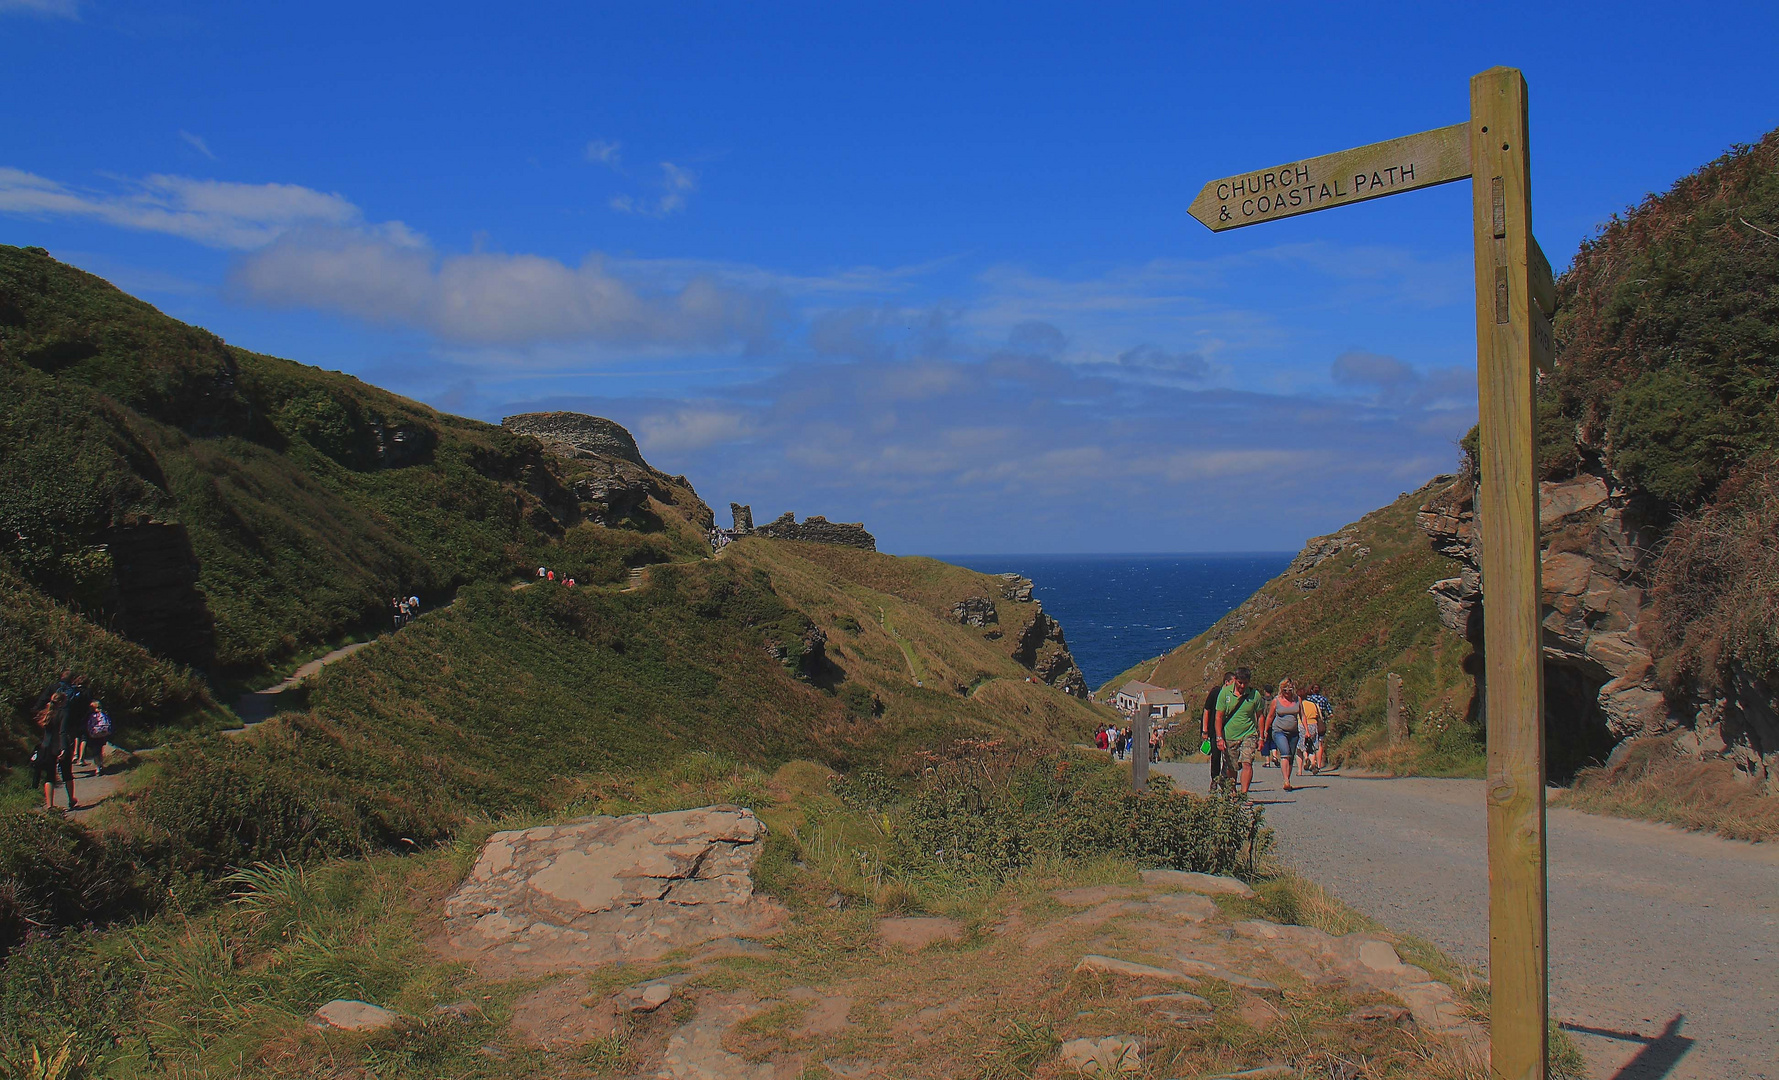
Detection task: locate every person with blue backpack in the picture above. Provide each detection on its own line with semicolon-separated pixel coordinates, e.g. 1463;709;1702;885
82;696;112;777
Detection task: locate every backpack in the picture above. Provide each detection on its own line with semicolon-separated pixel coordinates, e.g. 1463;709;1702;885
87;708;112;739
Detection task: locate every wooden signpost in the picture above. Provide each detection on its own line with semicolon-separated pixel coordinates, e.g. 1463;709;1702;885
1191;67;1550;1080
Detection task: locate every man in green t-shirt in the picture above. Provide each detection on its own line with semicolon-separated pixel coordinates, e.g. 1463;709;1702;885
1215;666;1264;794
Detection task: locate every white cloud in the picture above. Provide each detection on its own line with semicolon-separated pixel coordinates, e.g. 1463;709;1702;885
0;0;78;16
610;162;698;217
0;168;361;248
584;139;621;166
231;228;775;348
636;408;752;452
179;131;218;160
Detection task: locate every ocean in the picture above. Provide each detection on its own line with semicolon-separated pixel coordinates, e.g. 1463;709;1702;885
929;553;1294;690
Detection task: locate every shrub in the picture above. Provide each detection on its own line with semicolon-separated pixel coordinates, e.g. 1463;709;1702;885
1650;456;1779;689
897;749;1270;879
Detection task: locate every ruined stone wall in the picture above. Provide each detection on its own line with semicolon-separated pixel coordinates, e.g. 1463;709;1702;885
753;512;876;551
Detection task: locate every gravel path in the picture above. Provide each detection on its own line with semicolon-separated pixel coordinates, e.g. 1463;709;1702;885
1155;761;1779;1080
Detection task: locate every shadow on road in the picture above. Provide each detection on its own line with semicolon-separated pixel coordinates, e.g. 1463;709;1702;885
1561;1014;1694;1080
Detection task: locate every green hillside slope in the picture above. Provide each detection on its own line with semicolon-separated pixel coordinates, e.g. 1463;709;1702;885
1;244;707;748
128;539;1104;874
1105;477;1477;773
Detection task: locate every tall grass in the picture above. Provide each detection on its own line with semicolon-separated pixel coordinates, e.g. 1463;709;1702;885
1559;738;1779;841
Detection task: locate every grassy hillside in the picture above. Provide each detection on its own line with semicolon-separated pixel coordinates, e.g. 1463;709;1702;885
1105;477;1478;774
0;244;708;750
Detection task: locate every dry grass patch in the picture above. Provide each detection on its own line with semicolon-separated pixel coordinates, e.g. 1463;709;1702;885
1557;737;1779;841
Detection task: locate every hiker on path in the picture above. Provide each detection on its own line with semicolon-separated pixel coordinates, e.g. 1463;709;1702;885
392;596;405;629
82;697;112;777
1260;685;1279;767
1305;683;1333;772
63;674;91;765
32;690;77;810
1149;725;1162;763
1202;672;1233;791
1299;686;1323;775
1215;667;1264;795
1263;679;1304;793
408;594;420;617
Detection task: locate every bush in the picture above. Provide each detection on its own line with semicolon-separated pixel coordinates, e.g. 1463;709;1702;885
897;748;1270;879
1650;457;1779;688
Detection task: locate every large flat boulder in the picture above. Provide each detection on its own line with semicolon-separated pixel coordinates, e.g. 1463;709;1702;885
439;806;787;974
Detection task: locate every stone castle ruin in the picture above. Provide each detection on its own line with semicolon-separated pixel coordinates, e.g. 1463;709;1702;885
726;504;875;551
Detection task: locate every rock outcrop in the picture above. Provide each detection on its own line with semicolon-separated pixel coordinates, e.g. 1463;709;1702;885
950;596;998;628
987;573;1088;697
1009;604;1088;699
1415;465;1779;785
502;412;645;465
439;806;787;974
501;412;708;528
753;512;876;550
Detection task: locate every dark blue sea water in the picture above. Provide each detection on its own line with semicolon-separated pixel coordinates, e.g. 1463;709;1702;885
928;554;1294;689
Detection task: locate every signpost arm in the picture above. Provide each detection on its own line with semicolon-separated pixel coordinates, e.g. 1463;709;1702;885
1469;66;1548;1080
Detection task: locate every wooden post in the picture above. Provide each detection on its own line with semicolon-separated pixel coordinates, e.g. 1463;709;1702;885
1131;711;1150;792
1386;673;1406;743
1470;67;1548;1080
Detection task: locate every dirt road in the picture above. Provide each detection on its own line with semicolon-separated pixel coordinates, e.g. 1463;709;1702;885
1155;761;1778;1080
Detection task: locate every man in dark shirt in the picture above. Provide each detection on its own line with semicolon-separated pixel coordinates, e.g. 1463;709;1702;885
1202;671;1234;791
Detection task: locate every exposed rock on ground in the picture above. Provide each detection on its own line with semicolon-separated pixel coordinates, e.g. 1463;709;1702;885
438;806;787;974
998;573;1035;603
1059;1034;1142;1074
311;1000;398;1031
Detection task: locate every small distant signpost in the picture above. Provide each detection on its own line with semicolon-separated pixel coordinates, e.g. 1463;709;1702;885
1191;68;1553;1080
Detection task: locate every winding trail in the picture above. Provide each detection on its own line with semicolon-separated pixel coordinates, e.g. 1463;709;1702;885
67;564;670;815
1154;760;1779;1080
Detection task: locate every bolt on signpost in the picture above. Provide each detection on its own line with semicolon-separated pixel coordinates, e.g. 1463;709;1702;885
1189;67;1553;1080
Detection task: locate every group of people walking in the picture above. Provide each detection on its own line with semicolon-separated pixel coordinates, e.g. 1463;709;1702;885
534;567;578;587
1094;722;1162;764
30;668;112;811
390;594;422;629
1202;668;1332;794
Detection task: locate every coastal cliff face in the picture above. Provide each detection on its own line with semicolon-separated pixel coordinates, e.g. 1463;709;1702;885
1418;465;1778;791
995;574;1089;699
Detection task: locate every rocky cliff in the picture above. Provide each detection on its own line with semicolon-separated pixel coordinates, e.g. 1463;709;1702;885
992;575;1088;699
1418;464;1777;790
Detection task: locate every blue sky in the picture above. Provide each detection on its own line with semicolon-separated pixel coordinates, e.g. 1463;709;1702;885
4;1;1775;554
